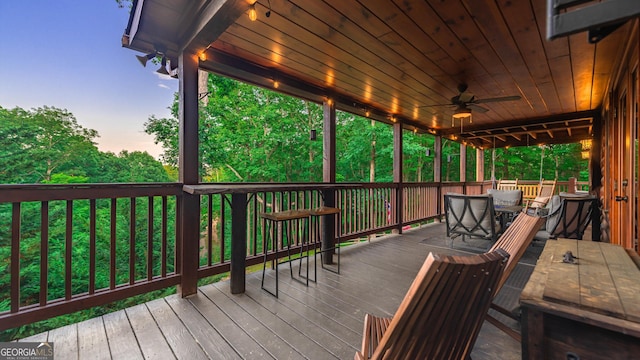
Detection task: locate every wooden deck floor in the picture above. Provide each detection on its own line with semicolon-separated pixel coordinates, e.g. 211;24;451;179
18;223;543;359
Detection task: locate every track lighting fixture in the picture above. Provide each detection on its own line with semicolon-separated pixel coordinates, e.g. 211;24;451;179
136;51;157;67
156;56;169;75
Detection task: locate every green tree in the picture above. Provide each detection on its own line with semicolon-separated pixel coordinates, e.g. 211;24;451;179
0;106;98;183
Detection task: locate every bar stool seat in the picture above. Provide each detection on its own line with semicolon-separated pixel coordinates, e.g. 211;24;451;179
309;206;341;275
260;209;311;297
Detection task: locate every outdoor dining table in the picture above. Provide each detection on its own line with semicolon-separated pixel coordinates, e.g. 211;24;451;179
520;238;640;359
494;205;522;230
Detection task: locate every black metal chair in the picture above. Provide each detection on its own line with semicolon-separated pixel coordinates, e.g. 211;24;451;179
444;194;500;247
535;196;597;240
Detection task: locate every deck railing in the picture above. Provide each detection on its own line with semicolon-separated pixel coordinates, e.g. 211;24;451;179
0;180;586;331
0;183;183;332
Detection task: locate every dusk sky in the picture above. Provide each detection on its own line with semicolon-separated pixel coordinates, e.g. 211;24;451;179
0;1;178;159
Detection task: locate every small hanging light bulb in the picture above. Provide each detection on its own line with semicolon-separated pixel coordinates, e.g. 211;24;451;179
248;3;257;21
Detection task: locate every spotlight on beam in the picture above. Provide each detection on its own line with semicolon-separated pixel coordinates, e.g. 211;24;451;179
136;51;156;67
156;56;170;75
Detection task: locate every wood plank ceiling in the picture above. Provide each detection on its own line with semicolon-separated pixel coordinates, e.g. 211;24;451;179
123;0;634;148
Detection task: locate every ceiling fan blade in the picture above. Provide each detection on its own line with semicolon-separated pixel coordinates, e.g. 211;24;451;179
473;95;521;104
418;103;454;108
467;104;489;113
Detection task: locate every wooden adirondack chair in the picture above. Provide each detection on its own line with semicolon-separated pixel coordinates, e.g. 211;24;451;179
354;249;509;360
485;212;545;340
497;178;519;191
527;179;557;209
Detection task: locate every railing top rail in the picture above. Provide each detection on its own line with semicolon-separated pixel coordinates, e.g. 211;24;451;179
183;182;400;195
0;183;183;203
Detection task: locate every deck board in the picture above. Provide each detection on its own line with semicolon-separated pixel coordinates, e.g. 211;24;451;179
103;310;144;360
21;223;530;359
125;303;175;360
47;323;78;360
77;317;110;360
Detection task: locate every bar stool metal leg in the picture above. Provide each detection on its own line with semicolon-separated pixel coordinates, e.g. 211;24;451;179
310;207;341;275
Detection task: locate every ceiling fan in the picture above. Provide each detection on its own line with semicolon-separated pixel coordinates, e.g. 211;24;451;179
422;83;521;121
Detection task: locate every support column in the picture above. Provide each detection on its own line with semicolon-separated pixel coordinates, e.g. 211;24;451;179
178;51;200;297
591;113;602;241
476;148;485;181
322;100;336;263
393;122;403;233
434;136;442;221
434;136;442;183
230;193;247;293
323;100;336;183
460;143;467;184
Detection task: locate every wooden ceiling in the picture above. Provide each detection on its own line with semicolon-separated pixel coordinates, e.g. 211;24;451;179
123;0;635;148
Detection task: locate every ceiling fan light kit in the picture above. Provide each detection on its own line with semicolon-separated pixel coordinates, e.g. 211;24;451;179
422;83;521;128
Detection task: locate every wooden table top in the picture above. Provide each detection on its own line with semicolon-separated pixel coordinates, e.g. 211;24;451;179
521;239;640;332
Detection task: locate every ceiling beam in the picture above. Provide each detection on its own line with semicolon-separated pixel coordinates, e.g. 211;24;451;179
439;110;597;136
199;49;427;132
180;0;248;53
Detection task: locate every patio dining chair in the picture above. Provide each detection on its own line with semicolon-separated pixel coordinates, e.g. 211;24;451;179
354;249;509;360
535;195;597;241
444;194;500;246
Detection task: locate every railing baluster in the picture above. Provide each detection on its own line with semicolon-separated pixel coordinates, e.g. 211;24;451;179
11;203;20;313
207;194;213;266
162;196;167;278
65;200;73;300
148;196;154;281
129;197;136;285
220;195;225;263
110;198;117;290
40;201;48;306
89;199;96;294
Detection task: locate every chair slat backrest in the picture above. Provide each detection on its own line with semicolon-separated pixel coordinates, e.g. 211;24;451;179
538;179;557;198
444;194;499;242
528;179;558;209
497;178;519;191
369;250;509;360
549;198;597;240
489;212;545;291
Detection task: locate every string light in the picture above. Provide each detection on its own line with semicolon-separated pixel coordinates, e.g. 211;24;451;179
248;3;257;21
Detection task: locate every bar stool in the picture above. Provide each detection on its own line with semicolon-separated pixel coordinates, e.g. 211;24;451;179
260;209;311;297
309;206;341;276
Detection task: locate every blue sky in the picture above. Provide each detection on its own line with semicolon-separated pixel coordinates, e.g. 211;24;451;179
0;1;178;159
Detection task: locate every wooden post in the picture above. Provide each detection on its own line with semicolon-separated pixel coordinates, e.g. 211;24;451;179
323;100;336;183
230;193;247;293
568;177;577;193
393;122;403;233
434;136;442;183
591;113;603;241
322;100;336;263
460;143;467;184
476;148;485;182
434;136;442;221
178;51;200;297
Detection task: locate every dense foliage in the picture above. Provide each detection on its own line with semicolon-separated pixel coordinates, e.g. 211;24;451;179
0;106;171;184
145;74;587;183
